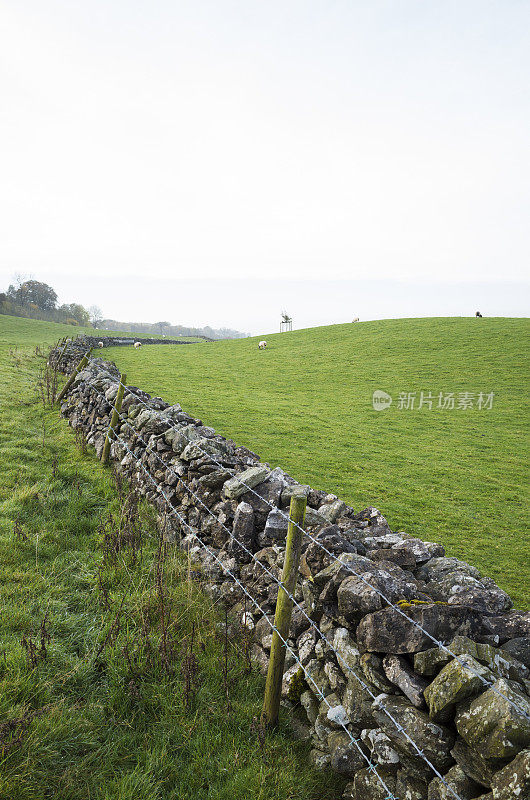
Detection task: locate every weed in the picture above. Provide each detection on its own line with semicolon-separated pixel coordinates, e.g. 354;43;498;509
21;612;51;669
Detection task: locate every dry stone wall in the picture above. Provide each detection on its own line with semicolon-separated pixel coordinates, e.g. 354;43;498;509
51;339;530;800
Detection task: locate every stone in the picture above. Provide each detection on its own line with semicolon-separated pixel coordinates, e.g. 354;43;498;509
250;643;269;675
501;637;530;669
369;548;417;570
414;647;452;677
333;627;362;676
290;604;311;639
395;771;430;800
455;679;530;761
180;436;229;463
298;629;317;664
361;728;401;767
309;748;330;769
446;635;529;684
167;423;201;454
300;690;319;724
337;562;418;622
301;525;366;577
227;501;255;562
372;694;454;773
427;764;482;800
304;507;328;527
427;574;513;614
261;507;289;542
280;484;311;506
318;499;347;523
328;730;366;776
342;669;380;730
416;557;481;584
198;468;234;488
383;654;429;708
282;664;305;699
313;552;374;592
424;655;494;719
393;538;445;564
347;767;397;799
222;465;270;499
304;658;330;699
324;661;345;692
451;738;494;788
481;612;530;644
240;470;284;514
490;747;530;800
357;603;483;654
360;653;396;693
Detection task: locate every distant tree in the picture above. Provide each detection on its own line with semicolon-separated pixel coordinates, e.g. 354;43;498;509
59;303;90;326
7;279;57;311
88;305;103;328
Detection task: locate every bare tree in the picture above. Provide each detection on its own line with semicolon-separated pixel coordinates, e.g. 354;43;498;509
88;305;103;328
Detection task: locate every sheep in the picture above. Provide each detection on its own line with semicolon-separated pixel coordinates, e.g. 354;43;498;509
98;341;104;348
134;341;142;349
352;317;359;323
258;340;267;349
475;311;483;318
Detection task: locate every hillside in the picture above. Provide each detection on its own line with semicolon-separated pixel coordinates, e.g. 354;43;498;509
105;317;530;608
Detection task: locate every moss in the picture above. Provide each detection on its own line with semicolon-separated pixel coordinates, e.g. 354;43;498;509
287;667;308;704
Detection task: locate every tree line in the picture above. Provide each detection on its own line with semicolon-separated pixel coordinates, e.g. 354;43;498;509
0;279;101;327
0;279;247;339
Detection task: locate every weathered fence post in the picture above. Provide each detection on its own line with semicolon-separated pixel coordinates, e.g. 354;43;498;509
101;374;127;466
55;354;89;403
55;338;69;370
261;492;307;727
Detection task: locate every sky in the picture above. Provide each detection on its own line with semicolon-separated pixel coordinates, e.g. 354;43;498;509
0;0;528;335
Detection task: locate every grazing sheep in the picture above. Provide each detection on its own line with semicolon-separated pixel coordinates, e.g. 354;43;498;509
352;317;359;323
258;340;267;349
98;341;104;348
475;311;483;318
134;341;142;349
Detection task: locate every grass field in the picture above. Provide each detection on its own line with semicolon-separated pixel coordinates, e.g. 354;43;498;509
105;317;530;609
0;314;345;800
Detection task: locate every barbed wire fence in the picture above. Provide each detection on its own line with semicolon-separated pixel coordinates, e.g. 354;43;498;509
49;349;530;798
55;365;488;798
83;360;530;724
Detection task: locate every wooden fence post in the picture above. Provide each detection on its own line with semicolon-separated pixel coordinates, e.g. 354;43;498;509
101;374;127;466
53;339;69;371
55;354;89;403
261;492;307;727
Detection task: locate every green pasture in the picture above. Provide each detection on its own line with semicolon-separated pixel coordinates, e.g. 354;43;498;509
106;317;530;609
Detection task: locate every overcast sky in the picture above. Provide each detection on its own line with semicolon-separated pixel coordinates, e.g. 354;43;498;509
1;1;528;334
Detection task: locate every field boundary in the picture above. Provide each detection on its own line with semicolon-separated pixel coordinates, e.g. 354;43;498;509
49;338;530;800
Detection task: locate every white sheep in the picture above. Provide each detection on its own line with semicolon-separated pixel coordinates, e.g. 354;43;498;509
258;340;267;349
134;341;142;349
98;341;104;348
352;317;359;323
